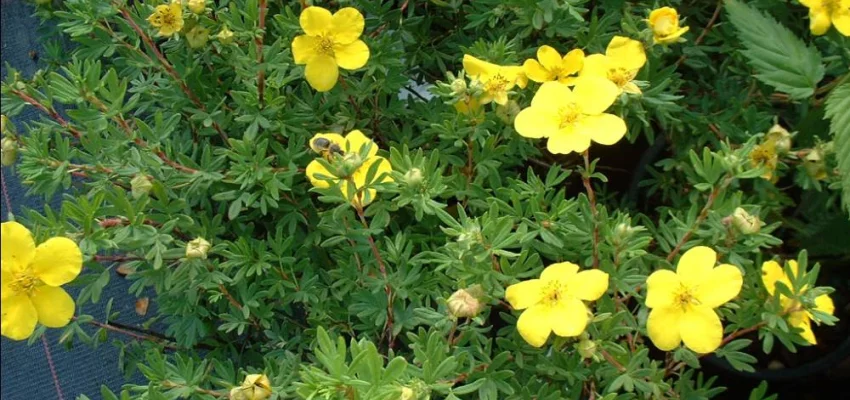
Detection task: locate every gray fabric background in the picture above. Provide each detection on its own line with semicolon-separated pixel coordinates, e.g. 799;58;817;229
1;2;145;398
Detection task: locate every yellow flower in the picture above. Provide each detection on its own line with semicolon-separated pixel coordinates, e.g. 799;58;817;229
462;55;528;105
648;7;690;45
1;222;82;341
523;46;585;84
799;0;850;36
762;260;835;345
513;78;626;155
645;246;743;354
305;130;393;207
147;3;185;37
505;262;608;348
291;7;370;92
187;0;206;14
749;140;779;181
580;36;647;94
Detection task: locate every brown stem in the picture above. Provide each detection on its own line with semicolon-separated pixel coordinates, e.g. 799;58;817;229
675;0;723;67
447;319;458;346
161;381;226;398
94;254;144;262
10;90;82;138
256;0;268;107
75;316;178;350
218;283;263;330
599;348;626;372
355;204;395;346
582;150;600;269
666;175;733;263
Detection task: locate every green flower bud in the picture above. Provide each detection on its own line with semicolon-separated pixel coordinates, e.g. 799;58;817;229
450;78;467;96
1;136;18;166
186;25;210;49
495;100;521;124
186;237;212;259
447;285;484;318
217;26;235;45
766;124;792;154
803;149;827;181
130;175;153;199
188;0;206;14
577;339;597;359
404;168;424;187
730;207;762;235
1;115;9;134
400;387;415;400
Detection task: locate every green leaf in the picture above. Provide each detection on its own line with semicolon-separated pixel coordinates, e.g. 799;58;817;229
725;0;824;99
825;82;850;214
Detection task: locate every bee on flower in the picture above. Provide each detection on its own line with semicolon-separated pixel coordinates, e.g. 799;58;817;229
647;7;690;45
292;7;370;92
523;45;585;84
462;55;528;105
305;130;393;207
1;222;83;340
505;262;608;347
147;2;185;37
645;246;743;354
761;259;835;345
580;36;647;95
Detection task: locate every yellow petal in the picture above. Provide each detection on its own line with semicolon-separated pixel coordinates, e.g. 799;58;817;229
814;294;835;316
622;81;642;94
505;279;544;310
493;90;509;106
536;45;562;70
514;106;559;139
31;285;75;328
334;40;369;70
1;294;37;341
2;221;36;274
292;35;320;65
532;81;574;108
676;246;716;287
330;7;365;44
694;264;742;308
462;54;498;79
572;77;619;115
645;269;679;309
540;262;579;283
680;305;723;354
523;59;554;83
502;66;525;89
345;130;377;157
32;237;82;287
647;307;683;351
1;269;13;301
789;311;817;345
809;11;832;36
648;7;677;26
760;260;787;296
568;270;609;301
300;6;332;36
561;49;585;76
579;54;610;79
305;55;339;92
546;129;590;155
578;114;626;146
306;159;337;188
353;156;392;188
516;304;552;347
834;11;850;36
550;297;589;337
606;36;646;71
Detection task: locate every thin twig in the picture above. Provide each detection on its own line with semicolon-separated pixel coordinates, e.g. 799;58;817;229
256;0;268;107
355;204;395;347
666;175;733;262
599;348;626;372
675;0;723;67
9;89;82;139
77;316;179;350
41;336;66;400
162;380;226;398
582;150;600;268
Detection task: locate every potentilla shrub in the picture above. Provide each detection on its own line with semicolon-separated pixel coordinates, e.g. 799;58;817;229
1;0;849;399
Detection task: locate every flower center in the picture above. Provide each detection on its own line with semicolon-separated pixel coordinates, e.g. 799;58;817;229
607;67;634;88
10;270;41;296
558;103;582;129
541;280;566;306
316;35;336;56
823;0;842;13
162;12;176;26
484;74;509;93
674;285;700;310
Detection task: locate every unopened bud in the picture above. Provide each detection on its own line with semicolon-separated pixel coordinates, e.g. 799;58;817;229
240;374;271;400
730;207;762;235
802;149;827;181
613;223;635;242
447;285;484;318
186;25;210;49
450;78;467;96
217;26;235;45
130;175;153;199
1;136;18;166
404;168;424;187
766;124;792;154
0;115;9;134
495;100;521;124
186;237;212;259
400;387;415;400
188;0;206;14
577;339;597;359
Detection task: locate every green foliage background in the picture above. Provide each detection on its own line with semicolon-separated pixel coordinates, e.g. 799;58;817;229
1;0;849;399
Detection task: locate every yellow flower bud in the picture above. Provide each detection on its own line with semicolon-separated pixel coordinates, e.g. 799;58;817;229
186;25;210;49
0;115;9;134
239;374;271;400
648;7;690;45
577;339;597;359
188;0;206;14
400;387;416;400
404;168;424;187
766;124;792;154
447;286;483;318
229;387;248;400
217;26;235;45
130;175;153;199
450;78;467;96
803;149;827;181
1;136;18;166
186;237;212;259
730;207;762;235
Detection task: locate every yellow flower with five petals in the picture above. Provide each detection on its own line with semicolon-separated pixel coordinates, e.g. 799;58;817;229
761;259;835;345
1;222;82;341
645;246;743;354
146;2;184;37
305;130;393;207
648;7;690;45
580;36;647;94
505;262;609;348
462;55;528;105
292;7;370;92
523;46;585;84
799;0;850;36
514;78;627;155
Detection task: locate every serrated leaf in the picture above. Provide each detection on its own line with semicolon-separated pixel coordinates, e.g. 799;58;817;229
725;0;824;99
825;82;850;215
